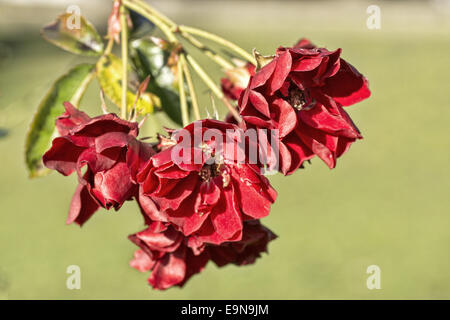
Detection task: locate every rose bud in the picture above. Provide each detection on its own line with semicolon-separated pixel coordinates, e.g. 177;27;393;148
238;40;370;175
43;102;153;226
137;119;277;245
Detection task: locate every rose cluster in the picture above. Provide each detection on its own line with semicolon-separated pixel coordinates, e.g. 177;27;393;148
223;39;370;174
43;38;369;289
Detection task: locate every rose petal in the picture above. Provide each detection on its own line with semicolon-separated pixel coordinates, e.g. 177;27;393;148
322;59;371;106
148;246;187;290
56;102;91;135
130;250;155;272
43;137;85;176
66;184;100;226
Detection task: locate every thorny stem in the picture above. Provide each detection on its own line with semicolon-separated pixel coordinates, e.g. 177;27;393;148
120;5;129;119
121;0;245;123
177;31;234;70
185;54;221;97
129;0;256;65
186;54;242;123
180;54;201;120
127;0;252;67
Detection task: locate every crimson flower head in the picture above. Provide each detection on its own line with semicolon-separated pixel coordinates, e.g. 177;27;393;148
129;220;276;290
43;102;153;226
137;119;277;245
239;38;370;174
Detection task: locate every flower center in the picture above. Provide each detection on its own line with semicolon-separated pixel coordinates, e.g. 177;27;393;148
199;163;221;182
288;86;306;110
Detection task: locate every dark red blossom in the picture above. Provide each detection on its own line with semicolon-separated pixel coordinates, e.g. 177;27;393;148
137;119;277;245
129;220;276;290
43;102;153;225
238;39;370;174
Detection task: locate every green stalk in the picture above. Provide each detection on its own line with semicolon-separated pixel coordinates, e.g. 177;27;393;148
120;5;128;119
131;0;176;27
122;0;244;122
122;0;177;42
179;31;233;70
185;54;241;123
179;26;256;65
177;58;189;127
180;54;201;120
127;0;245;69
104;37;114;57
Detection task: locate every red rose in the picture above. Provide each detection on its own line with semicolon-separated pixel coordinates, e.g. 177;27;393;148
238;39;370;174
221;62;255;101
43;102;153;226
290;38;370;106
137;119;277;245
129;220;276;290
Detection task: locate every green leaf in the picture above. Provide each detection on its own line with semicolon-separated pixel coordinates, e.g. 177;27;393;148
25;63;95;178
130;39;187;126
96;54;159;116
41;13;104;56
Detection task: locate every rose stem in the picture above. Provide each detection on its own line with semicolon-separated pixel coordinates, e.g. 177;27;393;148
177;57;190;127
177;31;234;70
128;0;242;69
122;0;177;42
122;0;242;122
180;54;201;120
122;0;189;124
185;54;242;123
178;26;256;65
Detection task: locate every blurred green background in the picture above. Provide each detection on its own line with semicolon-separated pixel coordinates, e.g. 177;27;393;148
1;0;450;299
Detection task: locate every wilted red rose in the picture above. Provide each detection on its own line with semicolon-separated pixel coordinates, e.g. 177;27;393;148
129;220;276;290
137;119;277;245
238;39;370;174
290;38;370;106
43;102;153;225
221;62;255;101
